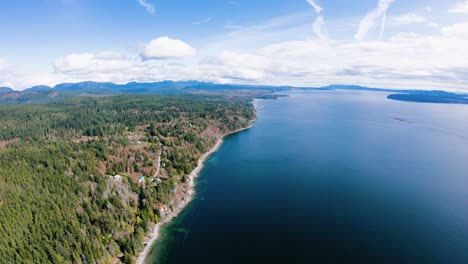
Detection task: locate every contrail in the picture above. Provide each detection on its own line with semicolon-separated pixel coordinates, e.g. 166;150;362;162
380;9;387;40
307;0;323;14
355;0;395;41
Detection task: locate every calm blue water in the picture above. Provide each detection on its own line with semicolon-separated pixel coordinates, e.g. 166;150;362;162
146;90;468;264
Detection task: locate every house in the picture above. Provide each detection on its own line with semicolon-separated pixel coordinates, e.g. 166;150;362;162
153;177;162;183
138;176;145;183
158;204;169;216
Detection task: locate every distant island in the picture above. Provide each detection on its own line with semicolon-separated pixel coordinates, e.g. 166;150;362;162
320;85;468;105
387;91;468;104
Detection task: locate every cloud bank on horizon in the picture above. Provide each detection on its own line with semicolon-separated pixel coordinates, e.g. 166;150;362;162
1;0;468;92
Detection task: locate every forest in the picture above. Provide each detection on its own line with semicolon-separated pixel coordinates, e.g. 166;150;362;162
0;94;256;263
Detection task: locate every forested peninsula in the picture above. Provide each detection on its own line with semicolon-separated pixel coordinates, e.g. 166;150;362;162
0;94;256;263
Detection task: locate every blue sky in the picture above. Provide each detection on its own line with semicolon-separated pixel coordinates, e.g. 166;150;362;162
1;0;468;91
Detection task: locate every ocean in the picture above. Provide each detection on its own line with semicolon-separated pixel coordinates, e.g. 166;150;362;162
146;90;468;264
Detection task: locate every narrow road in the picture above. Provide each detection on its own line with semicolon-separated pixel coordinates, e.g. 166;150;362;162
151;142;163;181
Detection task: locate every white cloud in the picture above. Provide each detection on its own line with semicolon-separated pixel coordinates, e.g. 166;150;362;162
224;24;243;30
53;51;200;85
449;0;468;14
305;1;327;42
393;13;427;25
192;18;212;25
202;51;268;81
141;37;197;60
5;7;468;92
441;22;468;38
0;58;14;87
207;12;313;53
355;0;396;41
197;21;468;91
390;13;439;29
54;52;133;74
137;0;155;14
313;16;327;40
306;0;323;14
9;19;468;92
0;58;9;72
0;58;64;90
392;13;427;25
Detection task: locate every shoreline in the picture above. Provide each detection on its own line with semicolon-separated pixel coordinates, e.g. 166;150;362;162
135;123;254;264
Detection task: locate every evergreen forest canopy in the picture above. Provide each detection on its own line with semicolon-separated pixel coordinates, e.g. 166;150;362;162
0;94;256;263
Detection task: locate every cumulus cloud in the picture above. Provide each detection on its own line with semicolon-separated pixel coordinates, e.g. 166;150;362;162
54;52;133;74
137;0;155;14
53;51;200;85
450;0;468;14
355;0;396;41
306;0;323;14
141;37;197;60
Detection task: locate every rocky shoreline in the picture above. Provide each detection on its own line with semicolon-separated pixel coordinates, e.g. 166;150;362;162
135;123;254;264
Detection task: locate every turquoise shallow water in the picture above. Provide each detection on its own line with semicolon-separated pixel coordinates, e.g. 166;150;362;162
146;90;468;264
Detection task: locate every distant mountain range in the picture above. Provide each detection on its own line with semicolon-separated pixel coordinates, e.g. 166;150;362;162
23;85;53;92
12;81;290;93
0;87;14;94
0;81;290;105
0;81;466;105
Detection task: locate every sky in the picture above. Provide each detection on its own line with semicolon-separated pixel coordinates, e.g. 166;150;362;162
1;0;468;91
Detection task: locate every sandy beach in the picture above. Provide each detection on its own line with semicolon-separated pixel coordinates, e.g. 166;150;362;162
135;123;253;264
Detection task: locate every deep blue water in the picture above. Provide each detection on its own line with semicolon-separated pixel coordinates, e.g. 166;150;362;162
146;90;468;264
